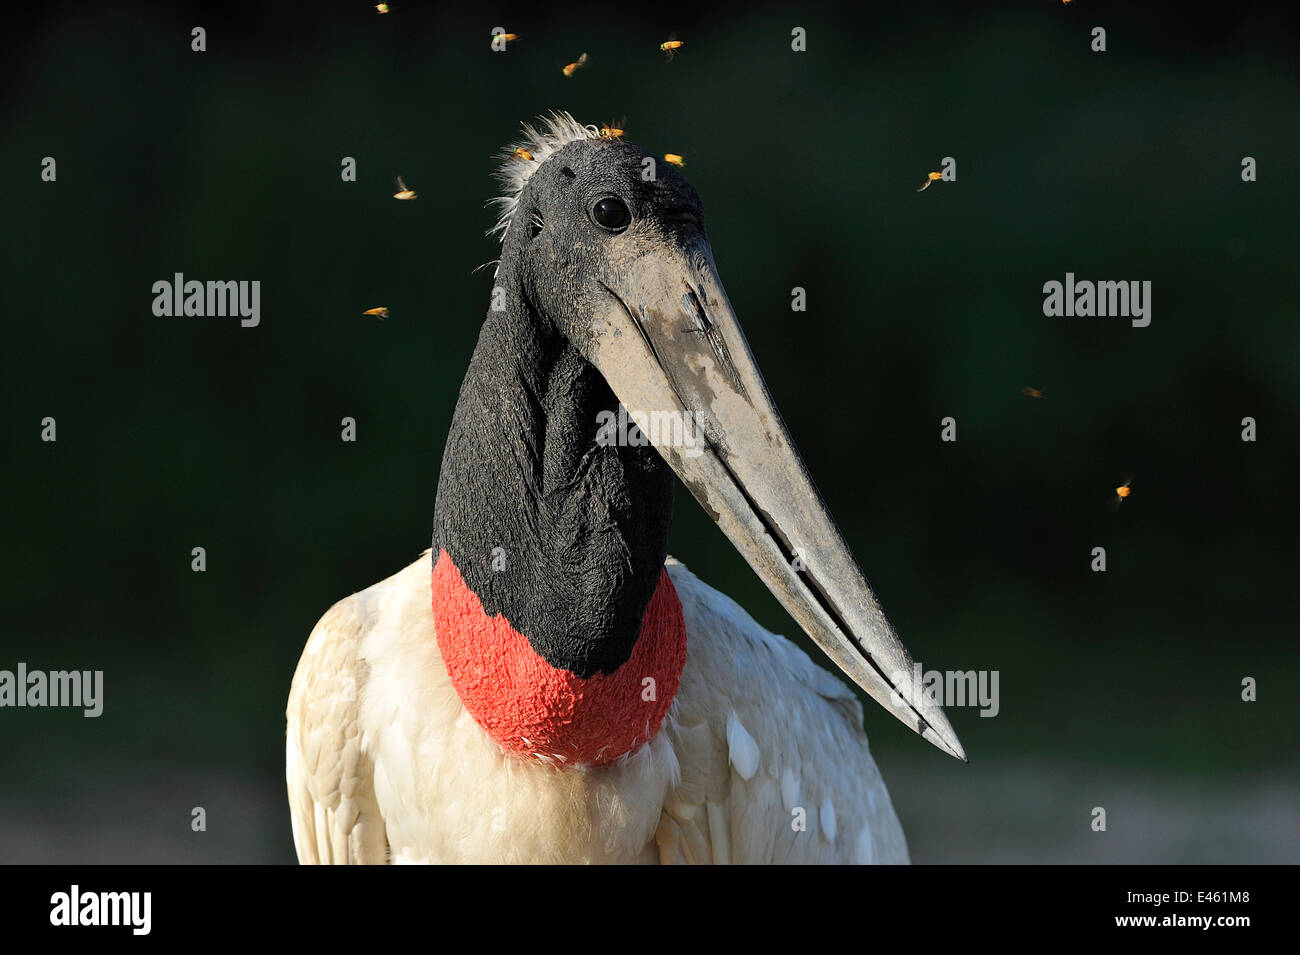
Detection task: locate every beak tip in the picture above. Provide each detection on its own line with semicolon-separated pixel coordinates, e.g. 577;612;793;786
922;717;967;763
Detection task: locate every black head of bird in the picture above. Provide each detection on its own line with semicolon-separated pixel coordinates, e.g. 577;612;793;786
432;113;964;761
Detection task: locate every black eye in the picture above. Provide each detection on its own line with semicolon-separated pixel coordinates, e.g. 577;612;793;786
592;196;630;231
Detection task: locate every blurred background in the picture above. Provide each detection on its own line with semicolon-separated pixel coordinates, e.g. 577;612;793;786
2;0;1297;863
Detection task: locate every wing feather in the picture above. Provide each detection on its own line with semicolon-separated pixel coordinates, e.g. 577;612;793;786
285;590;390;864
658;559;910;864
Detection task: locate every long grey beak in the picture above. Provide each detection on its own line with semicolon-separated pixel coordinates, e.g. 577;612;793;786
584;239;966;761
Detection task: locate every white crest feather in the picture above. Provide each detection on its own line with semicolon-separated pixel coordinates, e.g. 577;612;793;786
488;111;601;244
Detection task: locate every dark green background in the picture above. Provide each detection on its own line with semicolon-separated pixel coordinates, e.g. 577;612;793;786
2;1;1297;862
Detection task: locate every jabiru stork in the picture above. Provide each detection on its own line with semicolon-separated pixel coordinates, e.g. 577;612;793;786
286;112;965;864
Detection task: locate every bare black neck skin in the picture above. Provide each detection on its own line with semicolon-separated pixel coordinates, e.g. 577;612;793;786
431;262;673;678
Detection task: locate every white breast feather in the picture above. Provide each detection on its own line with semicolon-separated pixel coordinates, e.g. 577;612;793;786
286;551;910;864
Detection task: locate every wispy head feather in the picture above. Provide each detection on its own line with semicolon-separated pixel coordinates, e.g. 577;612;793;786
487;111;600;244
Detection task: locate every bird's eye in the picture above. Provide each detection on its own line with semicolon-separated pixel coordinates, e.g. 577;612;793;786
592;196;630;231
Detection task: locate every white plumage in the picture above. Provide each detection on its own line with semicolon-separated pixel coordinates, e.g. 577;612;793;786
286;550;909;864
487;111;600;246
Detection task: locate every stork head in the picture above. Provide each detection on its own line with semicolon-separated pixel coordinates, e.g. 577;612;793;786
485;113;965;762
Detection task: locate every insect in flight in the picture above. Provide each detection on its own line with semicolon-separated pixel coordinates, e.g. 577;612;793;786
1020;386;1044;399
393;176;417;200
660;35;685;60
562;52;588;77
362;307;389;320
1110;476;1134;510
375;3;389;13
917;171;943;192
599;118;626;140
664;153;686;168
513;147;534;161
